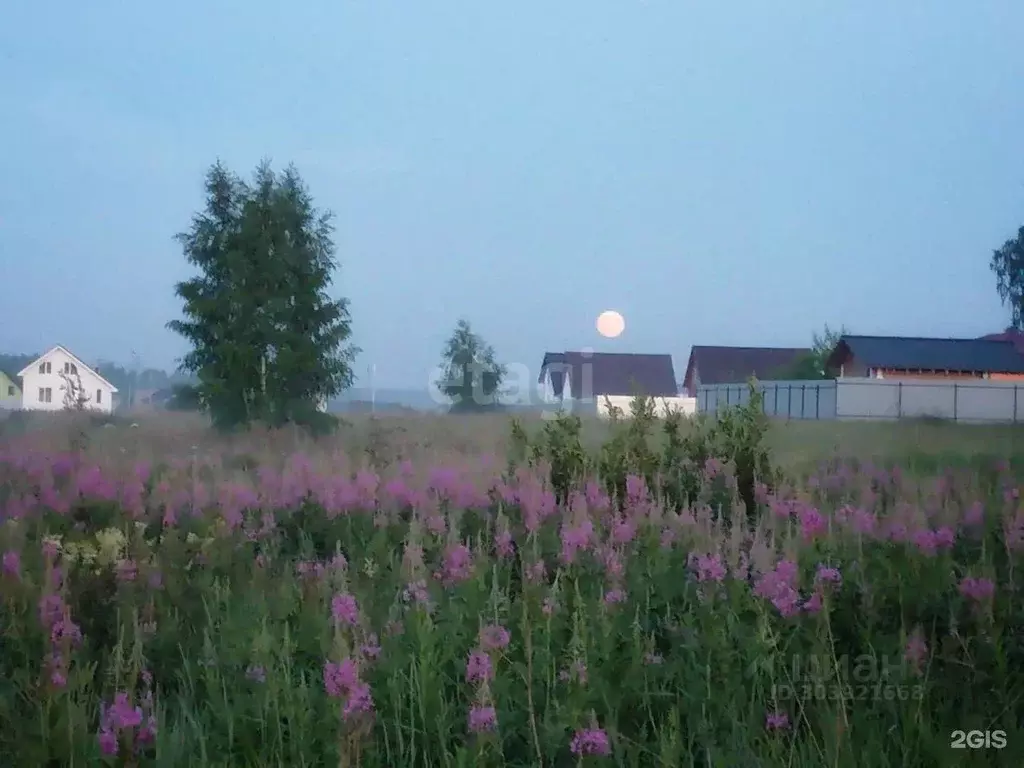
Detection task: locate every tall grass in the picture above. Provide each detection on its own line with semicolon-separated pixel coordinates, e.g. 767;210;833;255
1;402;1022;766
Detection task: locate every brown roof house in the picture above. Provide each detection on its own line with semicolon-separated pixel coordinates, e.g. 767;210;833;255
538;351;678;411
826;334;1024;381
681;346;809;396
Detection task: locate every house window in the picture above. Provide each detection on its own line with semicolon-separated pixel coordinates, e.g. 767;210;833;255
39;387;52;403
38;361;51;374
38;387;44;401
6;385;12;396
96;389;102;403
63;362;77;375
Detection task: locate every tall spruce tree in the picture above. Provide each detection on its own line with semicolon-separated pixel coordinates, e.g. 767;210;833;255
168;161;357;430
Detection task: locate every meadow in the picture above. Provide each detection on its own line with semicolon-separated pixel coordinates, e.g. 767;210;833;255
1;400;1023;767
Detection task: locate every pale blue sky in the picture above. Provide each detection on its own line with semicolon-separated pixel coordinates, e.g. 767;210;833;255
2;1;1023;389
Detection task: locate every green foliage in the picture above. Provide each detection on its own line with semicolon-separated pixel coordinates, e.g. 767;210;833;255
511;384;777;523
774;324;847;380
2;444;1023;766
436;319;506;412
168;161;358;432
991;224;1024;328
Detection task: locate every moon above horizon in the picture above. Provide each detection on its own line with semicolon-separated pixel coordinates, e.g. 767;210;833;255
596;310;625;338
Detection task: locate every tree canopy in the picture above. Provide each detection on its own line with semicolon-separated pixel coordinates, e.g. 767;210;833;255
168;161;358;431
437;319;506;412
990;225;1024;329
774;324;847;380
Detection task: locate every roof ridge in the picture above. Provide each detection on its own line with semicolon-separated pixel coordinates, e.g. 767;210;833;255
842;334;1011;343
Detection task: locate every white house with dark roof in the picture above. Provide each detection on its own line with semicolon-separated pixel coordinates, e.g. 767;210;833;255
538;350;695;418
17;346;118;414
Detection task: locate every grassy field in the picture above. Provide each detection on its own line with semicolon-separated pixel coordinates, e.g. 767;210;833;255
1;409;1023;766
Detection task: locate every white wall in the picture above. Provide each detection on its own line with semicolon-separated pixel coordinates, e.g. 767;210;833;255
596;395;696;419
834;378;1024;422
20;348;116;414
698;378;1024;423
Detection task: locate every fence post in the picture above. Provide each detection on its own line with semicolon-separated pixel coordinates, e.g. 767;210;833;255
800;384;806;419
726;387;731;406
1016;386;1019;424
774;385;779;414
815;384;820;419
953;383;958;422
897;382;903;419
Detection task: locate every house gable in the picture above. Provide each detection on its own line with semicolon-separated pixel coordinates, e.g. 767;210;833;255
18;346;119;392
539;351;677;399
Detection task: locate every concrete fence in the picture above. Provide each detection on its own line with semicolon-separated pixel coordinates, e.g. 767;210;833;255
697;378;1024;423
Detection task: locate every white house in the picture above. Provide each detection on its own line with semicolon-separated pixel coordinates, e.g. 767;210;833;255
538;350;696;418
17;346;119;414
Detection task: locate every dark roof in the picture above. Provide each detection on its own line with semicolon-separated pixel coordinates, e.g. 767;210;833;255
979;329;1024;352
539;351;678;399
828;335;1024;373
683;346;809;389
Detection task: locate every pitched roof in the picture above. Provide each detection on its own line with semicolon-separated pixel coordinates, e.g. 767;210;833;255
539;351;678;398
979;329;1024;352
17;345;120;392
683;346;809;389
828;335;1024;374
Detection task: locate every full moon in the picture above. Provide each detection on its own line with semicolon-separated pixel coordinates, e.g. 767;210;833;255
596;310;625;338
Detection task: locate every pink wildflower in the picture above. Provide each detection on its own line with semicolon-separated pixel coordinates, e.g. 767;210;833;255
468;705;497;733
331;593;360;626
323;659;359;697
959;576;995;602
904;628;928;675
570;727;611;756
466;650;493;684
479;624;510;651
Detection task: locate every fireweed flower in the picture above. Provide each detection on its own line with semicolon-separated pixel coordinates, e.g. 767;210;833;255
689;552;727;583
439;543;473;585
466;650;493;684
2;550;20;579
753;560;802;618
360;633;382;660
959;576;996;602
798;506;827;541
116;559;138;583
525;560;547;584
494;530;515;558
603;588;626;605
331;593;360;626
479;624;510;651
570;727;611;756
963;501;985;527
904;628;928;675
766;711;790;730
342;682;375;721
97;690;153;757
468;705;498;733
324;659;359;697
814;565;842;589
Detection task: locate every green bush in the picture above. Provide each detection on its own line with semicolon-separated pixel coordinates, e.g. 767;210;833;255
510;381;777;523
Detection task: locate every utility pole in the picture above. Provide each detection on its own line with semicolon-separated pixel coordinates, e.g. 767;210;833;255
369;363;377;414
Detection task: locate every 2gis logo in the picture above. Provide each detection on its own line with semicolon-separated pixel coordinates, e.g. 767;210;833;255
950;730;1007;750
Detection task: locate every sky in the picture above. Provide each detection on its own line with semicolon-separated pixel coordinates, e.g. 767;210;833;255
2;1;1024;391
